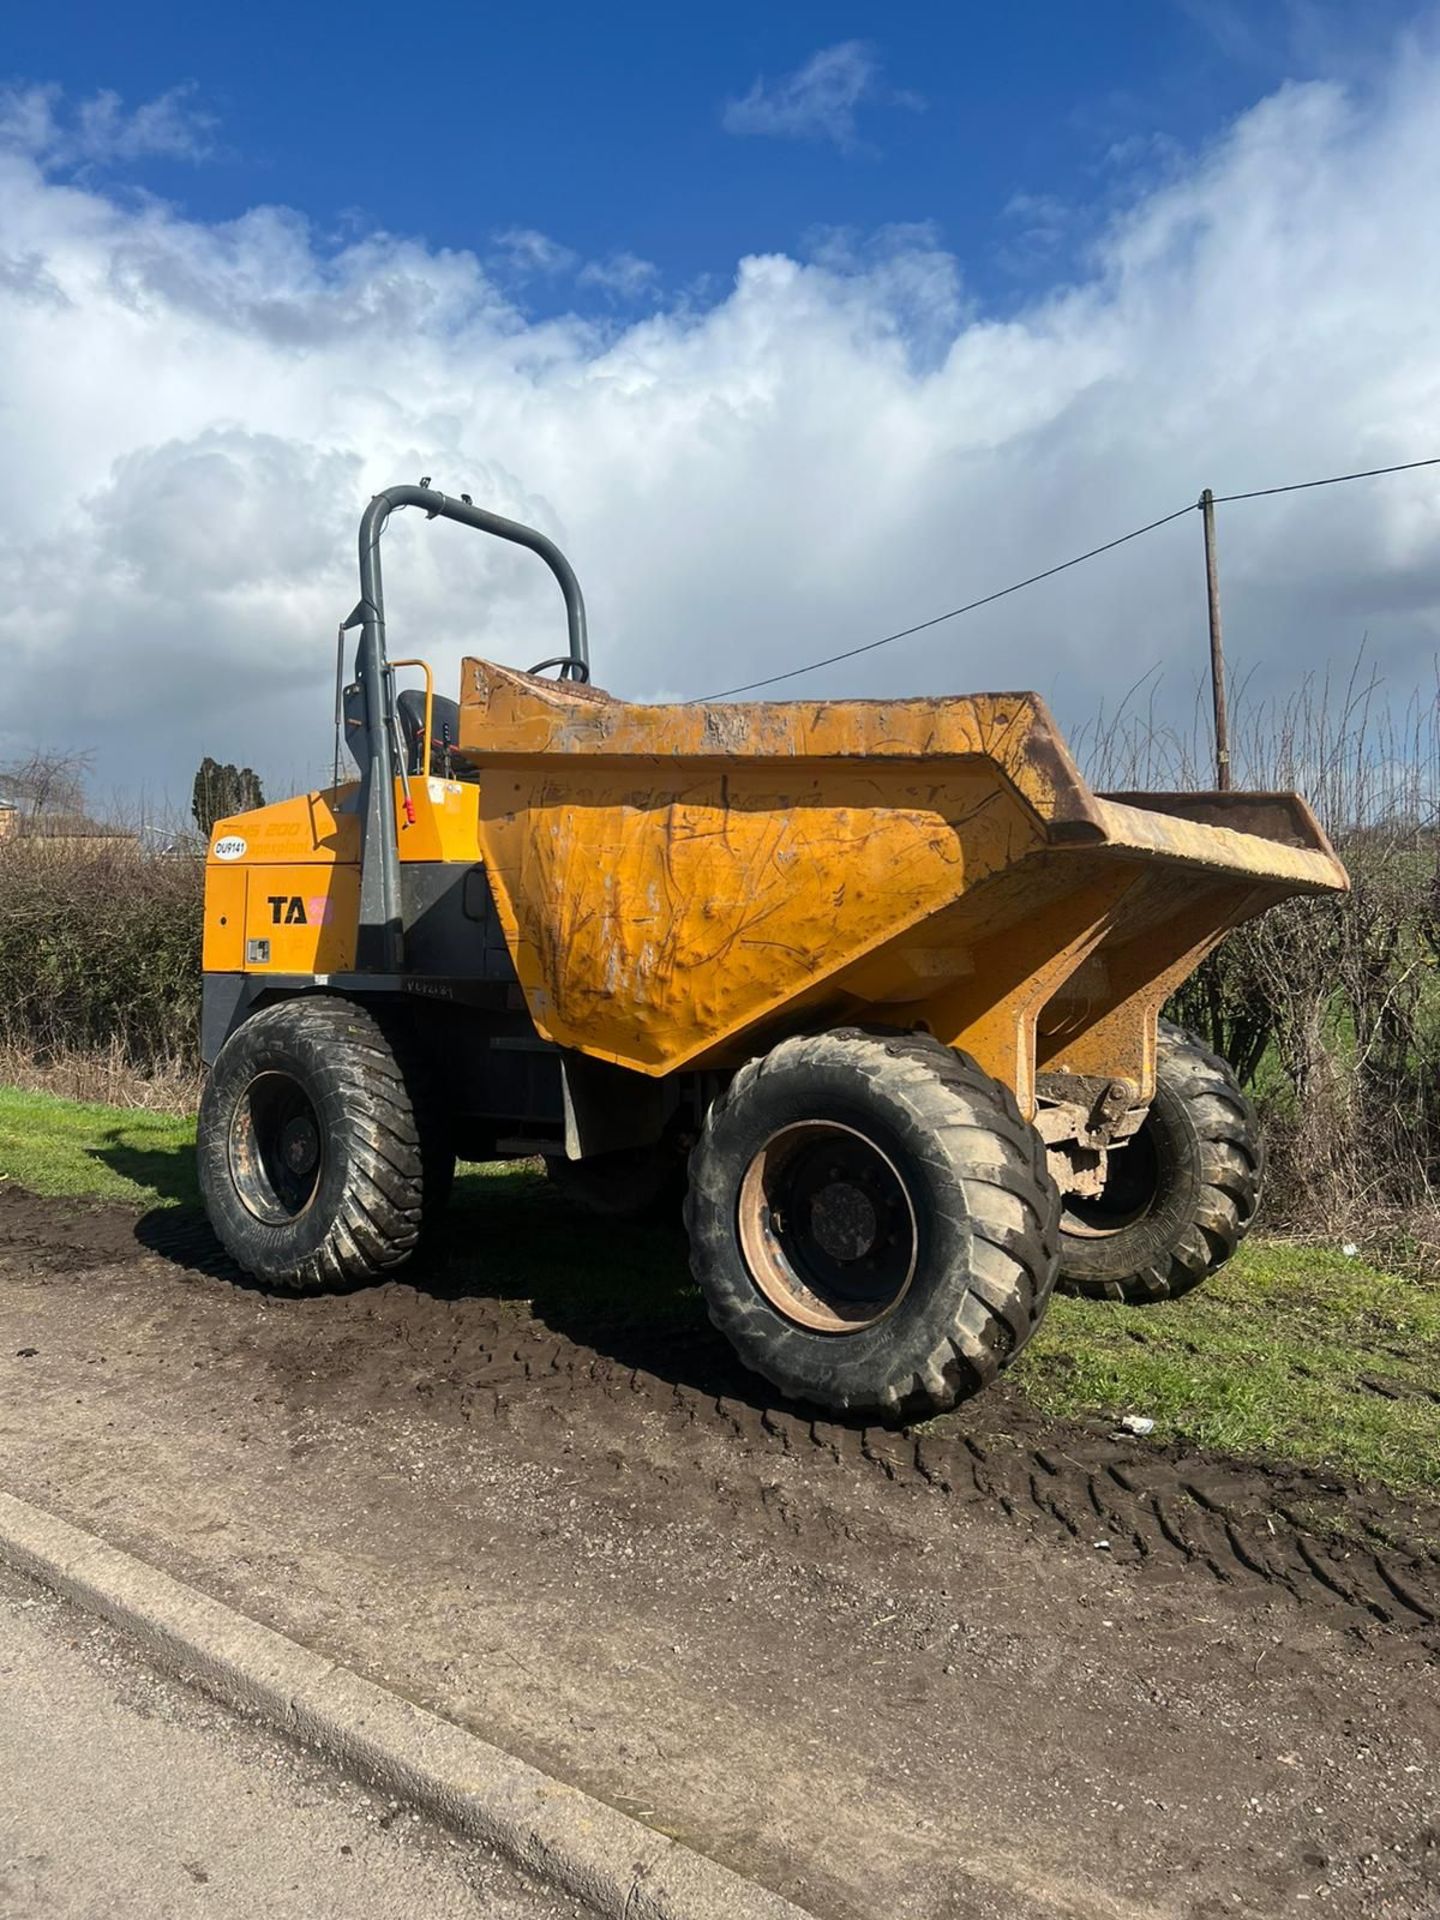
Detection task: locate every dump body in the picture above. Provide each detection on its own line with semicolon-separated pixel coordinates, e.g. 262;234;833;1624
452;661;1347;1111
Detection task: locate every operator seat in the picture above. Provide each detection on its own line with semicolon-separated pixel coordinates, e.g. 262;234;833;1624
397;688;463;776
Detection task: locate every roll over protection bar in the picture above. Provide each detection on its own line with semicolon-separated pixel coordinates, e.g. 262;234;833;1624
342;482;591;970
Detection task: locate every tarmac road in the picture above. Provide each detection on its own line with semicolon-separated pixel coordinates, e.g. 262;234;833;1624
0;1561;594;1920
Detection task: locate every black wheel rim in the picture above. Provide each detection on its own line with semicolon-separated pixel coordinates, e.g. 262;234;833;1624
1063;1118;1161;1238
229;1071;325;1224
737;1120;918;1332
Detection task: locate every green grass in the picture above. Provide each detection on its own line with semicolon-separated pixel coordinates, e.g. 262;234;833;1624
1013;1242;1440;1496
0;1085;198;1208
3;1082;1438;1497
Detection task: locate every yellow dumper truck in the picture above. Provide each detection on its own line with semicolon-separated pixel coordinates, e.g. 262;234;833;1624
198;485;1347;1417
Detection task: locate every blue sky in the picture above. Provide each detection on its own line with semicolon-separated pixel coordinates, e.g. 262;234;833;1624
4;1;1417;315
1;3;1438;801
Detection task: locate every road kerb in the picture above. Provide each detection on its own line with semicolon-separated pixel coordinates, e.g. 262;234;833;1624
0;1488;815;1920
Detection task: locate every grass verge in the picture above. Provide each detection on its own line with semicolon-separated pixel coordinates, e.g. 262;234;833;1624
2;1083;1437;1496
1015;1244;1440;1496
0;1085;198;1207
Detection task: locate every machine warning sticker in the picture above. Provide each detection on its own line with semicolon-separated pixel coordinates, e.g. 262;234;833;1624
212;835;247;861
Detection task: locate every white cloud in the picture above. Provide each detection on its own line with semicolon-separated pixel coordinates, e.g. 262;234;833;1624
1000;192;1071;267
577;250;660;299
0;81;215;170
491;227;658;303
2;45;1440;810
490;226;578;279
722;41;920;150
800;222;966;368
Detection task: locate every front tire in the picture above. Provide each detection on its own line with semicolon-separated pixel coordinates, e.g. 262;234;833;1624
197;995;444;1292
1056;1021;1263;1303
684;1030;1060;1419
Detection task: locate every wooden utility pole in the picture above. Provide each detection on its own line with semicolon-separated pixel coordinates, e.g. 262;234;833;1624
1199;488;1232;791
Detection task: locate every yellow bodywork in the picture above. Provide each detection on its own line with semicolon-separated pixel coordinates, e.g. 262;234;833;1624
202;779;481;976
204;659;1347;1114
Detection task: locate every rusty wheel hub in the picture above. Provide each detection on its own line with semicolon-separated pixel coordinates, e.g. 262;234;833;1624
737;1121;918;1333
229;1071;325;1225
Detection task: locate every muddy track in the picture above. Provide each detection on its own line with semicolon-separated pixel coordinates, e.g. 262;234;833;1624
4;1184;1438;1652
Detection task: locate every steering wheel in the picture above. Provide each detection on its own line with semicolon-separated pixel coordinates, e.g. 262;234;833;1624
527;656;591;683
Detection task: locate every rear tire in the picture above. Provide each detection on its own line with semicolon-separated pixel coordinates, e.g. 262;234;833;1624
685;1029;1060;1419
1056;1021;1263;1303
197;995;443;1293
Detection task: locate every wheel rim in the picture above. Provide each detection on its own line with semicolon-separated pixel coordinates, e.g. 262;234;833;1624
228;1071;325;1224
736;1120;918;1333
1063;1117;1161;1239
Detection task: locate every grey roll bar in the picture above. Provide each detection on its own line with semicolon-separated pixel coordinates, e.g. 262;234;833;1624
342;483;591;970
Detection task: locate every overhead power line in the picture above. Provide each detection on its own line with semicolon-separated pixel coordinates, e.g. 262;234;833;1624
700;453;1440;703
700;503;1196;700
1212;453;1440;504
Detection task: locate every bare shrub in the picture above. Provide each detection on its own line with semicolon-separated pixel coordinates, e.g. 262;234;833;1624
0;746;94;823
1086;659;1440;1245
0;1035;199;1112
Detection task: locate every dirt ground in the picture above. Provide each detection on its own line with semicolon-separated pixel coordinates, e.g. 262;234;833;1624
0;1182;1437;1920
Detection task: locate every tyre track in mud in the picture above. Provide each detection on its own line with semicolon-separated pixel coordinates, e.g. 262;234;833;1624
4;1185;1438;1653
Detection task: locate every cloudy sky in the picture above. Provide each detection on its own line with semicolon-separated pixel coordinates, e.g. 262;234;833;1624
2;2;1438;807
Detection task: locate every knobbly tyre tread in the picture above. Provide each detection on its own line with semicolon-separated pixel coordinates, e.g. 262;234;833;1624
1058;1019;1264;1304
375;1009;456;1234
197;995;438;1294
684;1028;1061;1419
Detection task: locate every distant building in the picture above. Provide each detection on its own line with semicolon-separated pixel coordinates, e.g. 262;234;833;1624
0;793;138;855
